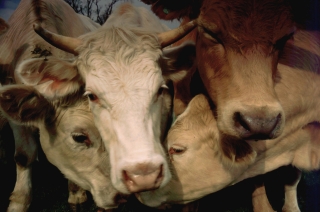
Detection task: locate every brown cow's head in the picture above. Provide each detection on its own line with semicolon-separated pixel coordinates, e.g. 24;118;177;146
197;0;295;140
143;0;296;141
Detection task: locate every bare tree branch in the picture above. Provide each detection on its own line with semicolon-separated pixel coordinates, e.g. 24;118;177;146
64;0;125;25
94;0;104;25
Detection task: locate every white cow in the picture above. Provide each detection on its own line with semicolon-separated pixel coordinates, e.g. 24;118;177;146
19;2;196;195
0;0;99;210
137;29;320;211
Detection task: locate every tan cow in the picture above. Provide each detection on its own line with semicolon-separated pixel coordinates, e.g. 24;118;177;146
137;29;320;212
18;2;197;195
0;84;129;210
0;0;100;211
141;0;304;142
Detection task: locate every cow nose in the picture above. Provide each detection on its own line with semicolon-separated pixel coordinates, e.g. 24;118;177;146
234;112;282;140
122;163;163;193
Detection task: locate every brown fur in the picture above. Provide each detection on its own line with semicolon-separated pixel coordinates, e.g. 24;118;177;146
200;0;293;51
152;0;297;160
0;85;53;123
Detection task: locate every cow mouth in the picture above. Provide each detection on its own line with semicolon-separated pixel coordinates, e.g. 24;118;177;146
122;164;164;193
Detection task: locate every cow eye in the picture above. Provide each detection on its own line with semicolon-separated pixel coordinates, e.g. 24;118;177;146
158;85;168;96
155;85;169;102
169;145;186;155
71;133;91;146
84;91;98;101
201;27;222;44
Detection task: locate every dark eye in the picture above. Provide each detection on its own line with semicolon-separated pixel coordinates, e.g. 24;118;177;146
169;146;186;155
84;91;98;101
158;87;164;96
72;133;91;146
157;85;168;96
202;27;222;44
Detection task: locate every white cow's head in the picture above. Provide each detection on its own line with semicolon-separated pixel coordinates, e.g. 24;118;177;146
0;84;127;209
14;6;196;193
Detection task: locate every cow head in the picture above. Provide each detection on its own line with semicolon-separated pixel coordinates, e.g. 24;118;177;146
143;0;297;141
196;0;296;141
14;5;196;194
137;94;234;207
0;84;126;209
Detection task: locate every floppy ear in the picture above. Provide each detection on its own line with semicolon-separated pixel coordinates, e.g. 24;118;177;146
0;85;54;126
0;18;9;36
161;41;196;81
141;0;200;20
16;57;84;100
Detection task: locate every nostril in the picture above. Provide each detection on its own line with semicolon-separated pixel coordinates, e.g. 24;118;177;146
233;112;283;140
122;164;164;192
234;112;251;132
156;164;163;183
270;113;282;137
122;170;134;186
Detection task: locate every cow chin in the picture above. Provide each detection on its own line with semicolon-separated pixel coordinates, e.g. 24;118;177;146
91;188;128;210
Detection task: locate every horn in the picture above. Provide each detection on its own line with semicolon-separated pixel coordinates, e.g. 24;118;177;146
33;23;82;55
158;19;197;48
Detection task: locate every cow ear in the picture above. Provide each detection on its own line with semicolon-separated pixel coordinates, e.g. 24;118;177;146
0;85;53;126
16;57;84;100
0;18;9;36
161;41;196;81
141;0;200;20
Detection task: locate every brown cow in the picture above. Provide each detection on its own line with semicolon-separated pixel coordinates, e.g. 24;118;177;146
137;28;320;211
142;0;300;141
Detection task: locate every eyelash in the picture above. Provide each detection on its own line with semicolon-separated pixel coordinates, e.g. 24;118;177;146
71;132;92;147
202;27;223;44
169;146;186;155
84;91;98;101
158;85;168;96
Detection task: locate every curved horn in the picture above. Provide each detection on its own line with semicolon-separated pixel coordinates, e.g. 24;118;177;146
158;19;197;48
33;23;82;55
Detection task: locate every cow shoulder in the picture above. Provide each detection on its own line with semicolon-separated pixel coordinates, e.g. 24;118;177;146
15;57;83;100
